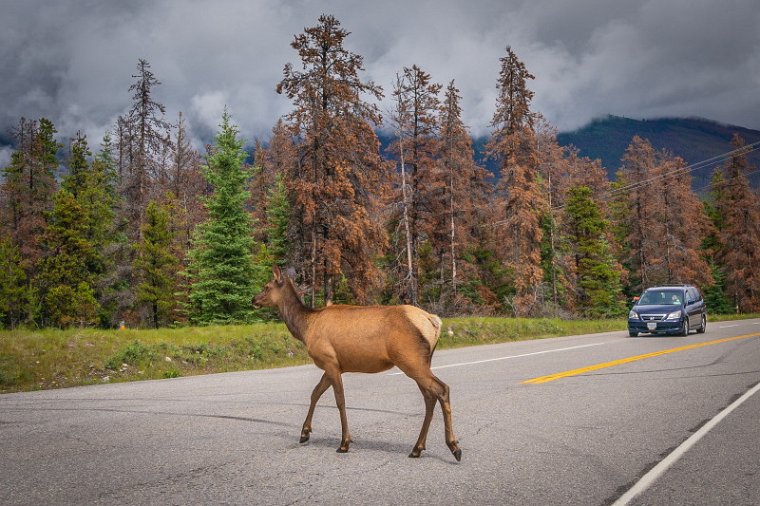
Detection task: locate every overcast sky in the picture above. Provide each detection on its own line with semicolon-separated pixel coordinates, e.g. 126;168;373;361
1;0;759;163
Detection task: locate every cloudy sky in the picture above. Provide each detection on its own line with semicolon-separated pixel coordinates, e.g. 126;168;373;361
1;0;759;162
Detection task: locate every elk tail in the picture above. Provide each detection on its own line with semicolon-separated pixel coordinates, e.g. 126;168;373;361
427;314;442;360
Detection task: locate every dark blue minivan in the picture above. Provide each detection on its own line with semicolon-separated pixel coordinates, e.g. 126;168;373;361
628;285;707;337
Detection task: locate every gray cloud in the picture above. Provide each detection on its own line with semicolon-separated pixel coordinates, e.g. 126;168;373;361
1;0;758;149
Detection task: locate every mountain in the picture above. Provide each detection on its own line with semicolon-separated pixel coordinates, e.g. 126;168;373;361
556;116;760;189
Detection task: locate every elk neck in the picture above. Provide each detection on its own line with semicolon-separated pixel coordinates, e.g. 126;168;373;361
276;280;312;343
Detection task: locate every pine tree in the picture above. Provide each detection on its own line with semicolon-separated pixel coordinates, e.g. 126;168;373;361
92;133;132;326
487;47;547;315
1;118;60;282
564;186;625;317
251;119;296;246
167;111;205;251
702;169;733;313
277;14;389;304
388;65;442;305
36;189;100;327
617;136;665;291
714;134;760;312
616;137;714;294
535;120;572;313
0;118;61;325
135;201;180;328
659;156;714;287
187;112;265;324
436;80;490;310
0;239;29;328
118;58;172;242
265;172;291;267
61;133;122;326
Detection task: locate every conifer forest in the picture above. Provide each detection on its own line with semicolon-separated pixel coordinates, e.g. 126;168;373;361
2;15;759;330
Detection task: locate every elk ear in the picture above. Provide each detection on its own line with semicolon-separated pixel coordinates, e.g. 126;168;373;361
273;265;283;284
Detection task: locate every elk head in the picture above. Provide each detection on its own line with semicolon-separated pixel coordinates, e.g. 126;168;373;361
254;265;286;308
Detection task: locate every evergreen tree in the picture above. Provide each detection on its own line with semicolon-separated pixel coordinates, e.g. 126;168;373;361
277;14;390;305
93;133;131;327
117;58;172;242
1;118;60;284
702;169;733;313
0;239;29;328
251;119;296;244
167;111;205;252
487;46;547;315
616;136;665;291
658;156;714;287
0;118;61;325
135;201;180;328
36;189;100;327
564;186;625;317
265;172;291;267
388;65;442;305
617;137;714;294
63;133;116;255
187;112;264;324
436;80;490;310
62;133;121;326
535;120;569;313
713;134;760;312
63;131;91;198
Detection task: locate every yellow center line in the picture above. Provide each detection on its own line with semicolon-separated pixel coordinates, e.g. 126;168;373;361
523;333;760;385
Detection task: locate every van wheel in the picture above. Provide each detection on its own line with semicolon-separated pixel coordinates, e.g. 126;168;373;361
680;317;689;336
697;314;706;334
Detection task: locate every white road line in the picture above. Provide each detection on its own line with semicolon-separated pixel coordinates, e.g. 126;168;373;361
386;342;609;376
718;324;739;328
612;380;760;506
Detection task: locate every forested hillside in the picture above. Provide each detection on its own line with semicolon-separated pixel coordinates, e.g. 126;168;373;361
557;116;760;189
2;14;759;330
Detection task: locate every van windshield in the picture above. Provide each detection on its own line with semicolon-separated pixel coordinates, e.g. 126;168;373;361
639;290;683;306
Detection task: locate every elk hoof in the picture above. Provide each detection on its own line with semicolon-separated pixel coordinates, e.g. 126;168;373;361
336;446;349;454
452;448;462;462
408;448;422;458
299;429;310;443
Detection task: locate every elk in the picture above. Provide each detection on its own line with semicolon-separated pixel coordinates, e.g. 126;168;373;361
253;265;461;461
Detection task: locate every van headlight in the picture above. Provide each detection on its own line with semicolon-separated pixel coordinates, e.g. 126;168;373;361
665;310;682;321
628;310;639;319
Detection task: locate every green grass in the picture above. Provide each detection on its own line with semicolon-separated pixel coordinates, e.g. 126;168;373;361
1;314;758;393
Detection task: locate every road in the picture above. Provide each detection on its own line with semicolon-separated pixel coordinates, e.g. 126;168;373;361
1;318;759;505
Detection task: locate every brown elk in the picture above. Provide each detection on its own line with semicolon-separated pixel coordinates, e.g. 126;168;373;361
253;265;461;461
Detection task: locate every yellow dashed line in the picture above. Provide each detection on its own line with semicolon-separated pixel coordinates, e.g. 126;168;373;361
523;333;760;385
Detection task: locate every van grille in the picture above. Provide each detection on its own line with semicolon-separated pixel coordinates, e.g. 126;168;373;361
641;314;666;321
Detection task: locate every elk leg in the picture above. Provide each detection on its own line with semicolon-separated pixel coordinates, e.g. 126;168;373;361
432;375;462;462
300;373;331;443
327;370;351;453
409;385;436;458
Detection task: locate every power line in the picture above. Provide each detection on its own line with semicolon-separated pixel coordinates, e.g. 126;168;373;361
607;141;760;197
549;140;760;212
388;135;760;229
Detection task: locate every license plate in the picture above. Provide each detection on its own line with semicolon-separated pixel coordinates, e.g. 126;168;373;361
647;322;657;331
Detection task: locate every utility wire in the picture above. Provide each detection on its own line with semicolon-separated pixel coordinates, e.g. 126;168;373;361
606;141;760;197
548;140;760;212
400;137;760;228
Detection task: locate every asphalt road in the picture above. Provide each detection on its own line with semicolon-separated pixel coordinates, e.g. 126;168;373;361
2;318;759;505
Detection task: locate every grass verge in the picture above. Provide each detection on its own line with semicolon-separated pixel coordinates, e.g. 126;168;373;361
1;314;757;393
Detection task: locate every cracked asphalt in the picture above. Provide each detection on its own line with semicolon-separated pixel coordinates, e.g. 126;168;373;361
2;319;759;505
